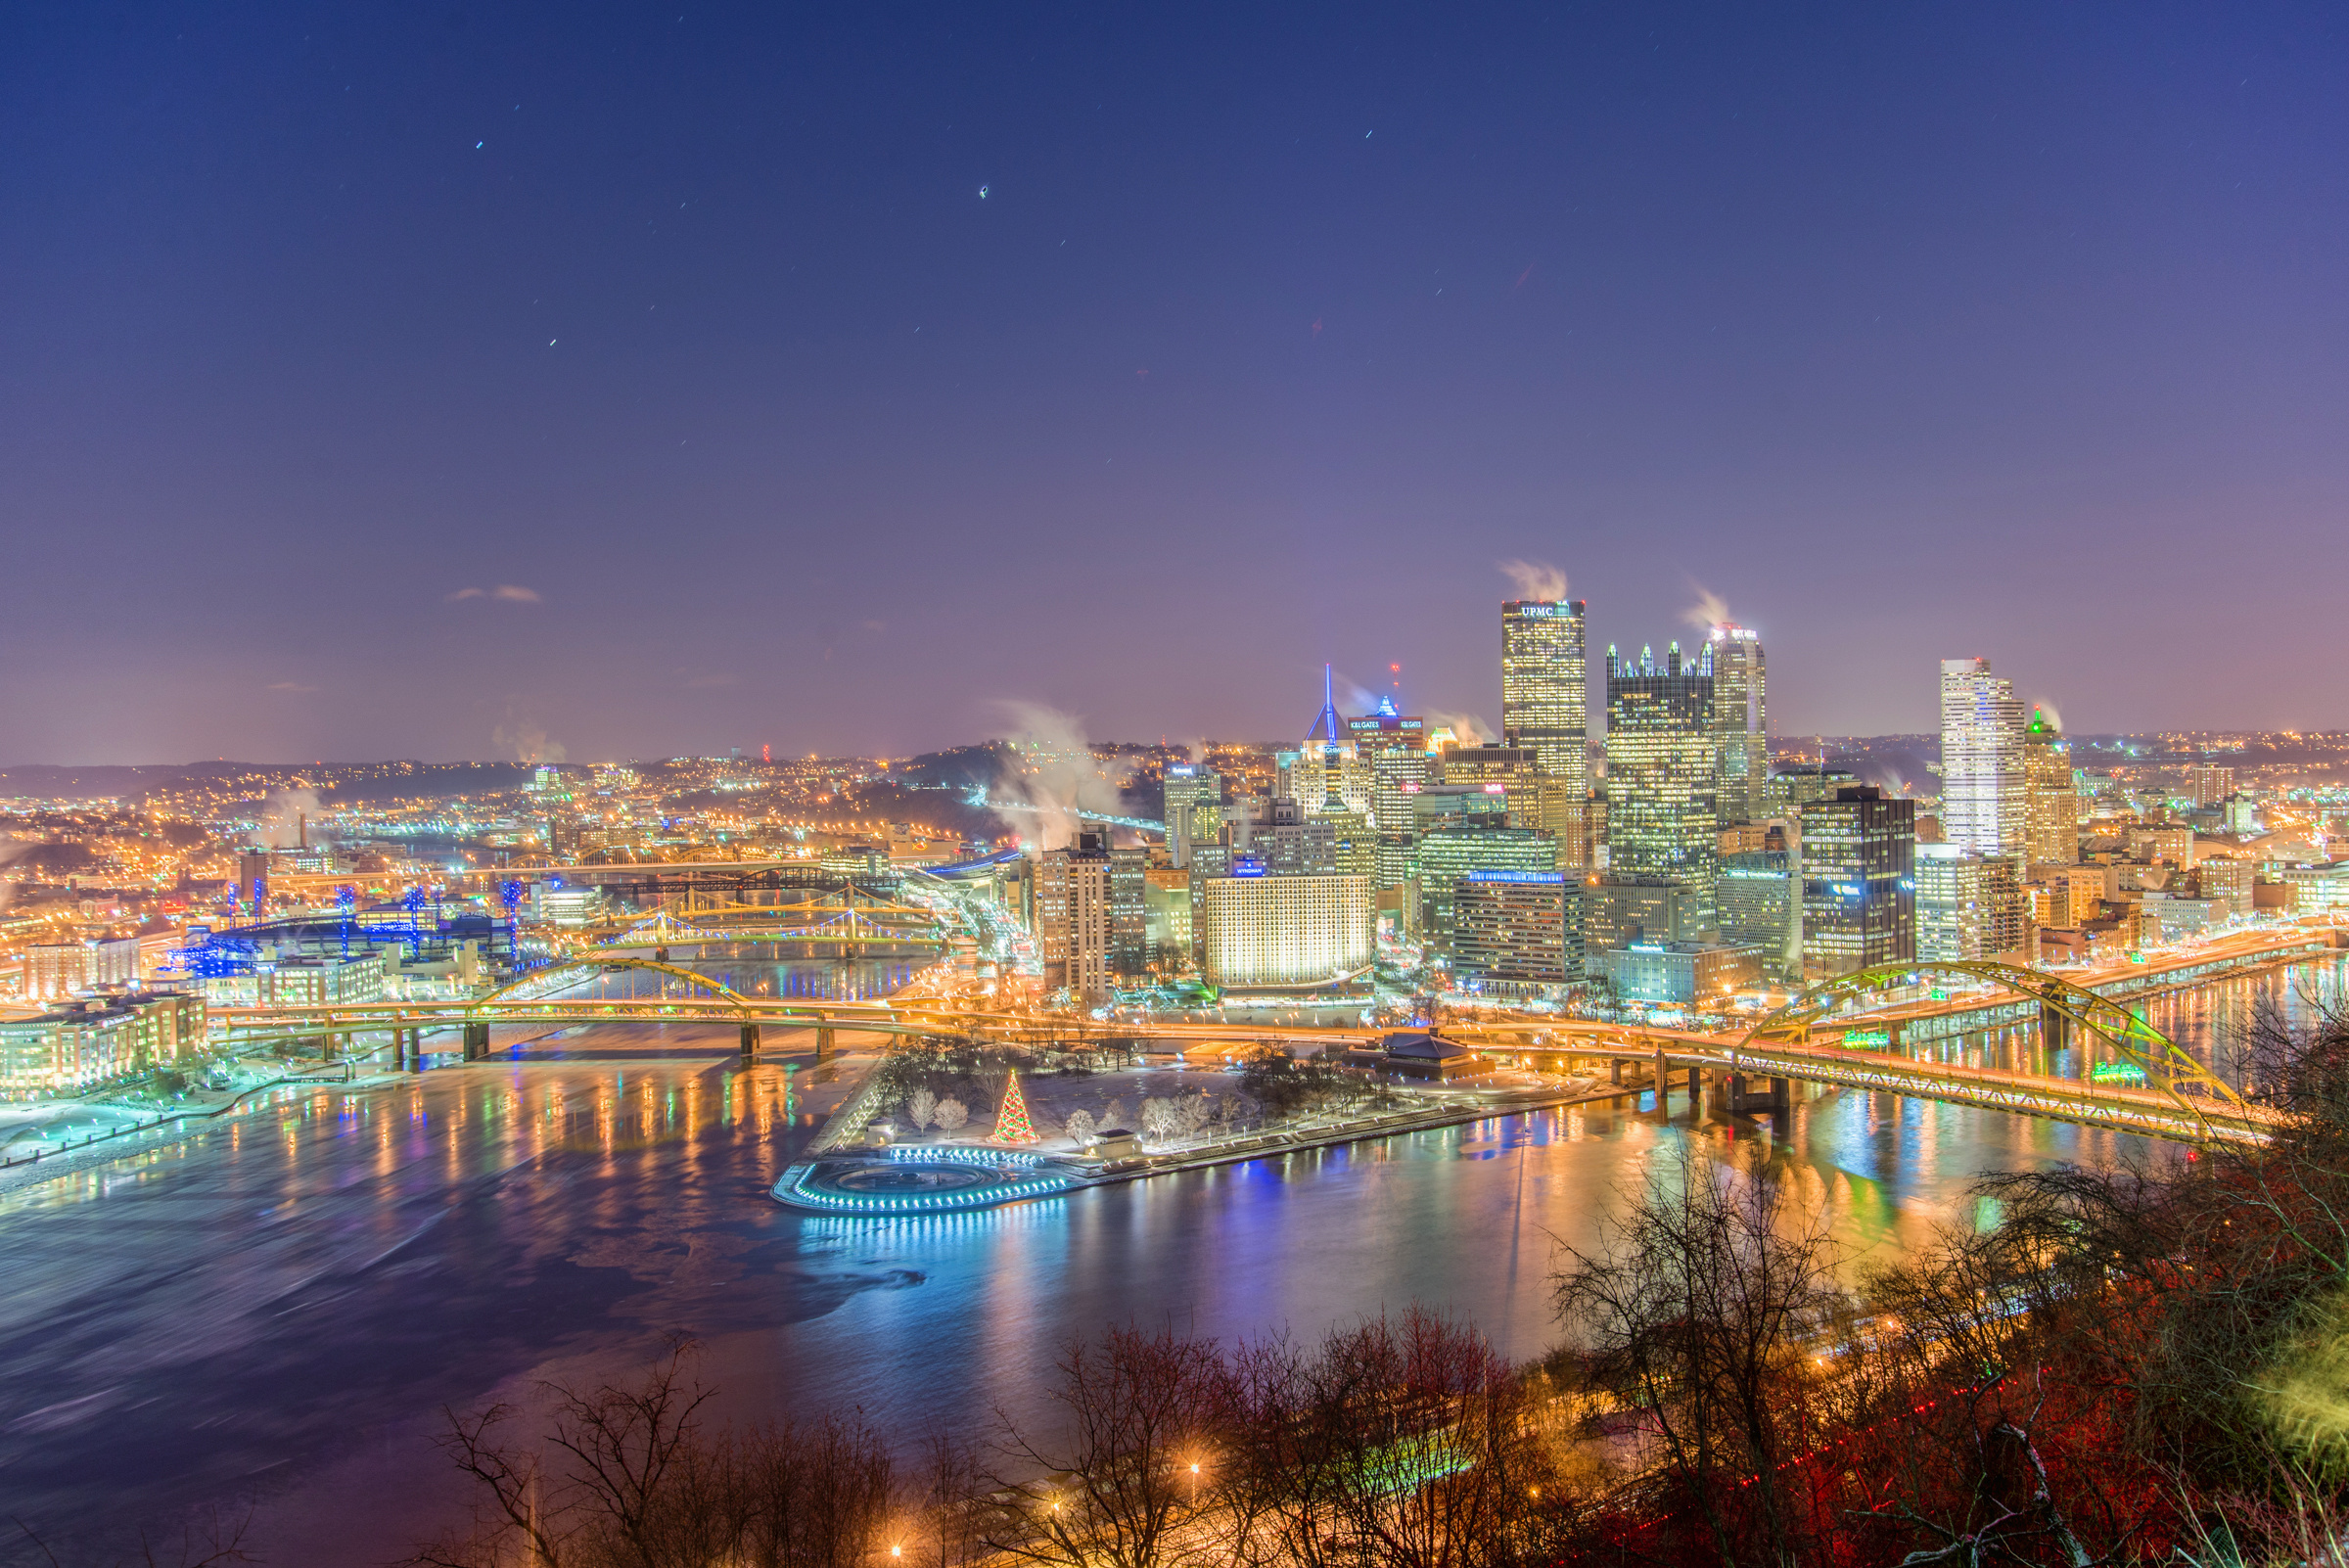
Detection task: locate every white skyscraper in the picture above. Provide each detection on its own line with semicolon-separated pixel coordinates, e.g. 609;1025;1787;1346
1939;657;2025;858
1706;623;1767;824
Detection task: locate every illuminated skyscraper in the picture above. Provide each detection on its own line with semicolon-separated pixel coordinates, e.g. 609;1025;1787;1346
1915;845;1993;960
1036;831;1112;1004
1161;763;1222;869
2022;708;2078;865
1293;666;1375;818
1415;823;1556;950
1500;599;1589;792
1349;695;1431;895
1706;623;1767;824
1603;641;1718;932
1716;851;1796;977
1939;657;2025;859
1798;785;1915;982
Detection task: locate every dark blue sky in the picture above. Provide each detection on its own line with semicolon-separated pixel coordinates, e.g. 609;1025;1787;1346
5;3;2344;762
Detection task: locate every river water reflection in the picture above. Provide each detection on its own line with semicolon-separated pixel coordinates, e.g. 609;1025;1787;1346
0;955;2334;1564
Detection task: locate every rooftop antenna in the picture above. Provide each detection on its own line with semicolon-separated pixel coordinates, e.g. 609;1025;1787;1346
1308;663;1344;751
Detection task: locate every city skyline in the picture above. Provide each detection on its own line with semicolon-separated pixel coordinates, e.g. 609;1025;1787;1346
7;10;2347;1563
7;4;2349;762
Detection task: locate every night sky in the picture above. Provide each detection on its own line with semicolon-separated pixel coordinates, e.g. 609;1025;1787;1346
5;4;2345;764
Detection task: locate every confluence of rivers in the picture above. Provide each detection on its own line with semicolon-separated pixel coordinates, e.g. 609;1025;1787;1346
0;955;2338;1566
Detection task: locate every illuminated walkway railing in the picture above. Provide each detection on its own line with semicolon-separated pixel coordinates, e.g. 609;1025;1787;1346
772;1152;1082;1216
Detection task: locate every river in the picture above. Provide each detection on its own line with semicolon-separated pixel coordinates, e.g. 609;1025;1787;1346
0;954;2335;1565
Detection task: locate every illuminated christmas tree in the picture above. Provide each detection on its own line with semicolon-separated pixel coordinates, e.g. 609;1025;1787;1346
990;1068;1039;1144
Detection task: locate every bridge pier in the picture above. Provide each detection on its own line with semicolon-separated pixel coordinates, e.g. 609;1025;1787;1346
410;1029;426;1073
1726;1073;1791;1115
1653;1046;1668;1108
740;1023;760;1063
815;1026;836;1063
1609;1058;1623;1086
462;1022;490;1062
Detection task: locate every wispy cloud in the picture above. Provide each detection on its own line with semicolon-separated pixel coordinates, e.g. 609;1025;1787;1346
1497;558;1569;602
446;584;542;603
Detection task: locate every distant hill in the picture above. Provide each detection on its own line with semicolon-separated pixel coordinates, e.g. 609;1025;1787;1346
0;761;541;804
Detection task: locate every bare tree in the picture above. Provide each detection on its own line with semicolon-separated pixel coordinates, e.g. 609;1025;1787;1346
979;1326;1237;1568
1551;1149;1843;1566
908;1088;938;1130
1139;1097;1181;1144
914;1422;987;1568
1230;1310;1563;1568
9;1510;253;1568
1177;1092;1214;1137
1099;1097;1128;1130
1064;1108;1097;1146
933;1097;969;1132
404;1339;892;1568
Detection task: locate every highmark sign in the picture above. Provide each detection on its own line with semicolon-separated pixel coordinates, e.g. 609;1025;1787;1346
1841;1029;1893;1048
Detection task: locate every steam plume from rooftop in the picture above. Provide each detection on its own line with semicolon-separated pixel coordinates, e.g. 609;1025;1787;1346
1497;558;1570;602
1682;582;1732;632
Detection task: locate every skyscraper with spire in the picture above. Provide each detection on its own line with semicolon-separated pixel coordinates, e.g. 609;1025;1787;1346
1290;664;1372;821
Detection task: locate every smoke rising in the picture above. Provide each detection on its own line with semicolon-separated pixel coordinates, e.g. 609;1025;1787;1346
257;789;320;849
1497;558;1570;602
1426;710;1493;746
1681;582;1732;631
2030;697;2066;733
987;701;1133;850
493;716;568;764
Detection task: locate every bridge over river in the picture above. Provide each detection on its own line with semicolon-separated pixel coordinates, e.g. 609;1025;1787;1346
207;922;2342;1144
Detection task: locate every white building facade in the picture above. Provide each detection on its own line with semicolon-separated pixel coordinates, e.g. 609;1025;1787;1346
1939;657;2025;859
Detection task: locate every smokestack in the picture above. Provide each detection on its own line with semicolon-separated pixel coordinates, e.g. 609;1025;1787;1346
298;811;307;851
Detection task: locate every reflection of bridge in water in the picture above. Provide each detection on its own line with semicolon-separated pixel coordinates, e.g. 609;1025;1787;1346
207;929;2348;1142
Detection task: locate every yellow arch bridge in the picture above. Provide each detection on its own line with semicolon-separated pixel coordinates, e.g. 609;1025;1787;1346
209;958;2280;1143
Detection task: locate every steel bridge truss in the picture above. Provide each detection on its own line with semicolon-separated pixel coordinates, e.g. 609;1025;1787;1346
1740;959;2260;1139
